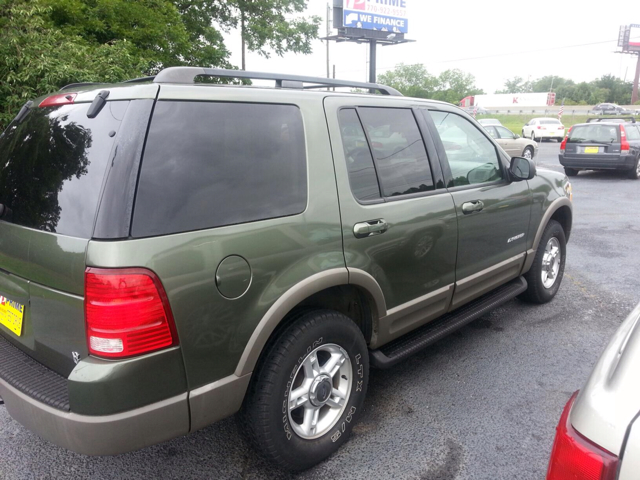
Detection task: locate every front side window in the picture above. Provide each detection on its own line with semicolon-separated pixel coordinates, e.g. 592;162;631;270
429;110;503;187
484;126;498;138
132;101;307;237
357;108;435;197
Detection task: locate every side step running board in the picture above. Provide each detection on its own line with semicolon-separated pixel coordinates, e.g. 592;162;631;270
370;277;528;369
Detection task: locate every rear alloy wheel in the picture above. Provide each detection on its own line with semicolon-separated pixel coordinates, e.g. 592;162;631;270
564;167;579;177
520;220;566;304
628;157;640;180
522;146;534;160
239;310;369;472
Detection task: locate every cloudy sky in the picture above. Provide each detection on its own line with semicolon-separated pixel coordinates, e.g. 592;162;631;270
223;0;640;95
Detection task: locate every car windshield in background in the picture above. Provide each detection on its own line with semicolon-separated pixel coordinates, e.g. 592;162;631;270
568;125;619;144
539;119;562;125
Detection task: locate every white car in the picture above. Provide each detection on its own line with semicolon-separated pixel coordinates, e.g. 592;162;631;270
546;303;640;480
522;118;565;142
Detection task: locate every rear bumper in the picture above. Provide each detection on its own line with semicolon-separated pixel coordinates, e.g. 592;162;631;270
559;154;636;170
0;376;189;455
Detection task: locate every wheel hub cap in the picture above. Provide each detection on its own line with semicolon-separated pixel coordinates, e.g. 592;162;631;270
309;375;332;406
541;237;561;289
287;344;352;439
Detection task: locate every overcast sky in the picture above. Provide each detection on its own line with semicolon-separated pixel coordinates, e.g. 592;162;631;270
223;1;640;96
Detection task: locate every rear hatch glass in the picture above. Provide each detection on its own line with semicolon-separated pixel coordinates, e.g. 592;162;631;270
568;125;620;144
0;101;129;238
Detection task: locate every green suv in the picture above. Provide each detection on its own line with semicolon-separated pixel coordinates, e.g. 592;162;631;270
0;68;573;471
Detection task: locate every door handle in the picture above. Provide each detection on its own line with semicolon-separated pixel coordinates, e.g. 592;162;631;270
354;219;389;238
461;200;484;214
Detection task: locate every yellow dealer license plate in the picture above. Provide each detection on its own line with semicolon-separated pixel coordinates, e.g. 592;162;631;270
584;147;599;154
0;295;25;336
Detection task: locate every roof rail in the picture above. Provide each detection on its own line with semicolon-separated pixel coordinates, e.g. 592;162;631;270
586;117;636;124
122;76;156;84
152;67;402;96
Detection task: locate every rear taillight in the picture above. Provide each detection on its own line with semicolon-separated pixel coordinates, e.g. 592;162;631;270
84;268;178;359
39;93;77;108
537;126;542;129
546;392;619;480
560;127;571;155
559;125;565;130
620;125;630;153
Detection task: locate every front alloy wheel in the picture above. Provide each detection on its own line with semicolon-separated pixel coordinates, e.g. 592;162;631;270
520;219;566;304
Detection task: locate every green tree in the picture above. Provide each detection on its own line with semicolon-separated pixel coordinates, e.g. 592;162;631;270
496;76;532;94
378;64;483;102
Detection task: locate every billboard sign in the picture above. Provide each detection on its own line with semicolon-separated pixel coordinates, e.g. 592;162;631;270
343;0;409;34
629;24;640;51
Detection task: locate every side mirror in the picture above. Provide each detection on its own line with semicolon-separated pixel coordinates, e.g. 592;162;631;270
514;134;521;139
509;156;536;181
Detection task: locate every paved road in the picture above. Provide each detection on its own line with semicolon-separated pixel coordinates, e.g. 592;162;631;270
2;142;639;480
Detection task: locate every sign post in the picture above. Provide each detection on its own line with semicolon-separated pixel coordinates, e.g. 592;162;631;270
618;24;640;104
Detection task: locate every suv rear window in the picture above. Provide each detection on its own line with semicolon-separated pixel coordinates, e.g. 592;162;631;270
539;119;561;125
132;101;307;237
0;101;128;238
568;125;620;144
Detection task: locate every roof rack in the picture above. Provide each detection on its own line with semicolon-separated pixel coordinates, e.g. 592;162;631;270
586;117;636;124
152;67;402;96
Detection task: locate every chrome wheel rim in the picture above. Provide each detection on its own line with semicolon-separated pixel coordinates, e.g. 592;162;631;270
541;237;561;289
523;148;532;160
636;160;640;176
287;343;352;439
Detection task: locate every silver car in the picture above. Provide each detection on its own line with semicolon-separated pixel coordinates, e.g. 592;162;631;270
546;303;640;480
483;125;538;160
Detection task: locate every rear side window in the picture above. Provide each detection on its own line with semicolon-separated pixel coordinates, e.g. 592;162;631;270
626;126;640;141
338;109;381;202
132;101;307;237
0;101;128;238
568;125;619;144
357;108;435;197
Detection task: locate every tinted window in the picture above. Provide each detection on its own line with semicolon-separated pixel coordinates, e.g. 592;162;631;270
626;126;640;141
568;125;619;144
430;111;503;187
496;126;515;139
338;109;381;201
0;101;127;237
132;101;307;237
357;108;434;197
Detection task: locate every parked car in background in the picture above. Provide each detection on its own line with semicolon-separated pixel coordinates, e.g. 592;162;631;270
559;118;640;179
478;118;502;126
546;303;640;480
591;103;634;116
522;118;565;142
484;125;538;160
462;105;489;115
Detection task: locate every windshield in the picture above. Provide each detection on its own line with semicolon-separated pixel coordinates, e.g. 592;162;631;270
539;119;561;125
568;125;619;144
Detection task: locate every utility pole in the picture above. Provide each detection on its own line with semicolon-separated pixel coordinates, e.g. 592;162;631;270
369;41;376;84
326;3;331;78
632;53;640;105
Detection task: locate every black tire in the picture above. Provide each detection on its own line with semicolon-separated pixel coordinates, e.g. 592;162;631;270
519;219;566;304
239;310;369;472
628;157;640;180
564;167;579;177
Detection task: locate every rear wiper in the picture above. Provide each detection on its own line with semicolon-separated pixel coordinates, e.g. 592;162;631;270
14;101;34;125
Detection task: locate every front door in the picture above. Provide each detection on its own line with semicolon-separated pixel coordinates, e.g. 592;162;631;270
324;97;458;345
424;108;532;310
495;126;520;157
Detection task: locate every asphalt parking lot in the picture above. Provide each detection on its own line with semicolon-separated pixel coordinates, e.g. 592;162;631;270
1;141;639;480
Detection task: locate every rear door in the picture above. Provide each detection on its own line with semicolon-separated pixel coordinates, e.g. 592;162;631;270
423;107;531;309
0;90;155;375
324;97;458;345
